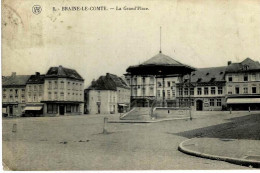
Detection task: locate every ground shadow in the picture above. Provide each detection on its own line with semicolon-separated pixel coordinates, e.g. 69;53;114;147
174;113;260;140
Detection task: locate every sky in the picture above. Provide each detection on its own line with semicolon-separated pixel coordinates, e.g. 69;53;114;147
2;0;260;87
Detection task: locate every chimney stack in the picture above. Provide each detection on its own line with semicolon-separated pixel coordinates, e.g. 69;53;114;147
35;72;40;76
11;72;16;77
228;61;232;65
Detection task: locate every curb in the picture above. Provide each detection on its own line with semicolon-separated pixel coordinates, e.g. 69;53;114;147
178;138;260;168
108;117;190;123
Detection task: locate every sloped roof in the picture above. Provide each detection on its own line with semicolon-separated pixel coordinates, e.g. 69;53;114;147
184;66;227;83
141;53;183;65
87;73;129;90
27;74;45;84
226;58;260;73
127;52;195;75
2;75;30;87
45;65;84;81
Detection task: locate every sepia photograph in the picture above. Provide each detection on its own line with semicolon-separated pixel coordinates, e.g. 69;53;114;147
1;0;260;171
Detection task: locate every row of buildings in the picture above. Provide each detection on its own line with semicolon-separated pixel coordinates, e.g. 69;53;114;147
124;53;260;111
2;66;84;117
2;54;260;117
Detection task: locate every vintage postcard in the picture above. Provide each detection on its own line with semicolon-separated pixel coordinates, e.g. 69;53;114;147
1;0;260;171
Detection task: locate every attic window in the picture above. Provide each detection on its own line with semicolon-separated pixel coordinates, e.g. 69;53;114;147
197;78;202;82
243;65;249;71
210;78;215;82
206;72;209;76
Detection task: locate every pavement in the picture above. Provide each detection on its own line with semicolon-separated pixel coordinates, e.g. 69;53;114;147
2;111;260;170
178;138;260;168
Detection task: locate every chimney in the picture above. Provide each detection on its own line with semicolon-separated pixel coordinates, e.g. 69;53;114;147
35;72;40;76
228;61;232;65
11;72;16;77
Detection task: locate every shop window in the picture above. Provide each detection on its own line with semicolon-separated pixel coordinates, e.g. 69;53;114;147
66;105;71;113
47;104;58;114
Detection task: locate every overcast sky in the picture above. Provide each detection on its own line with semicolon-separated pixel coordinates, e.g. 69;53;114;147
2;0;260;87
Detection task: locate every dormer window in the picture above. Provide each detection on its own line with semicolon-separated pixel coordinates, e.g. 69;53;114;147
243;65;249;71
210;78;215;82
197;78;202;83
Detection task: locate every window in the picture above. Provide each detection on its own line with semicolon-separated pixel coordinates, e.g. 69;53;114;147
76;83;78;91
218;87;223;95
150;87;154;96
210;99;214;106
15;89;18;94
10;95;13;102
190;88;194;95
172;89;175;98
66;105;71;112
48;92;52;99
244;75;248;81
142;88;146;95
142;78;145;84
60;81;64;89
252;74;256;81
10;89;13;92
54;81;58;89
68;82;70;90
191;99;194;106
167;90;170;98
157;90;161;97
29;86;32;91
184;88;188;95
150;77;154;84
243;87;248;94
54;92;58;100
80;84;82;91
34;85;37;91
179;88;183;96
211;87;215;95
3;94;6;99
60;92;64;100
33;93;36;102
235;87;239;94
47;104;58;114
39;92;42;97
48;81;52;90
217;99;221;106
228;76;232;82
167;81;171;87
252;87;257;94
197;88;202;95
158;82;162;87
204;87;208;95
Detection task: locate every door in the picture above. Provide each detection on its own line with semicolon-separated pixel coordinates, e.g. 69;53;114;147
9;106;13;116
59;105;65;115
196;100;203;111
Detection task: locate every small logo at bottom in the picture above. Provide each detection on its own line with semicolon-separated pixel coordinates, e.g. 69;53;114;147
32;5;42;15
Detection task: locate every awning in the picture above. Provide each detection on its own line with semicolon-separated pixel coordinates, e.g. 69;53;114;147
23;106;43;111
119;104;128;107
227;98;260;104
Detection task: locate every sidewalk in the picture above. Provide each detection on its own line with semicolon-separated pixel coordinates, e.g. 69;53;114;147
178;138;260;168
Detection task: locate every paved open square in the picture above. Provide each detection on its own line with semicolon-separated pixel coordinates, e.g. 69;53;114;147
2;111;260;170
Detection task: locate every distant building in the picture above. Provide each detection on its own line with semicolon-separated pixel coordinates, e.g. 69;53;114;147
2;72;30;116
225;58;260;110
41;65;84;116
85;73;130;114
23;72;45;116
177;66;227;111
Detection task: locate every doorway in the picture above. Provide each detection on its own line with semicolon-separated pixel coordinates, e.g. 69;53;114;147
196;100;203;111
59;105;65;115
9;106;13;116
